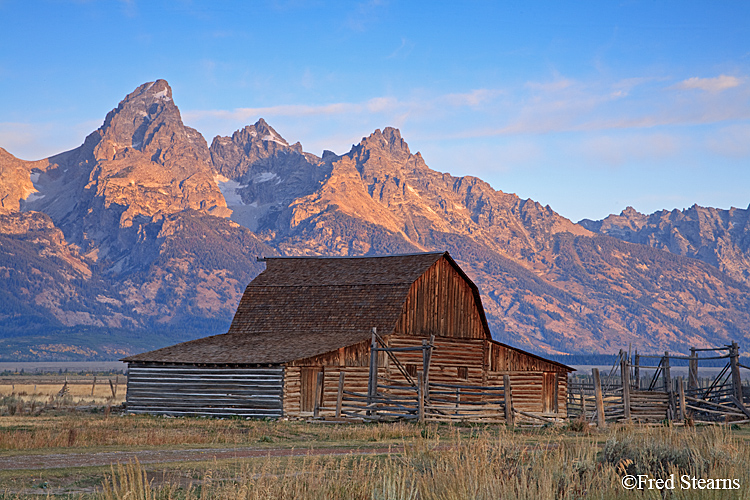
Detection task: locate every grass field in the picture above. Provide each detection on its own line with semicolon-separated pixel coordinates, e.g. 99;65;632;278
1;374;750;499
0;373;126;413
0;412;748;499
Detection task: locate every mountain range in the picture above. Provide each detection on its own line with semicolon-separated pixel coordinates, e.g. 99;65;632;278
1;79;749;360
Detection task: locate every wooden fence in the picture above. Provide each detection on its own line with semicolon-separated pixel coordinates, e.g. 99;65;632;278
568;342;750;426
311;330;560;425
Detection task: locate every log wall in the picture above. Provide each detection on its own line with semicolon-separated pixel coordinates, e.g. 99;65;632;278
394;257;487;339
125;364;284;418
384;335;568;418
287;339;373;368
283;366;370;417
488;341;566;373
279;334;571;420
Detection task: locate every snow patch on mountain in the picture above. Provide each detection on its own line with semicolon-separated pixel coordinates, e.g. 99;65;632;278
153;88;171;101
253;172;279;183
214;174;247;206
262;133;287;146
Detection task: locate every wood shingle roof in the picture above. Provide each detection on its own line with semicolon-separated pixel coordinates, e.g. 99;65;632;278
123;252;450;365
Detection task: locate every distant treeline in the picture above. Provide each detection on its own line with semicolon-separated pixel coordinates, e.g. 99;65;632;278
0;368;125;376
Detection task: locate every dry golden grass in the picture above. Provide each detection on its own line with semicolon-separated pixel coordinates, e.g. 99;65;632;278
0;413;423;451
1;409;749;499
85;425;750;500
0;379;126;407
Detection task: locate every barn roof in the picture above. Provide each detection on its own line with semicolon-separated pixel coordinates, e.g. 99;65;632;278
124;252;467;365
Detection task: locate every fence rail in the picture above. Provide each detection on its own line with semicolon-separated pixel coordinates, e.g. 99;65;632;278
567;342;750;426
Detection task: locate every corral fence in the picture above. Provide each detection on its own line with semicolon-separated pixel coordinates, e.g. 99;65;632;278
568;342;750;426
312;330;553;425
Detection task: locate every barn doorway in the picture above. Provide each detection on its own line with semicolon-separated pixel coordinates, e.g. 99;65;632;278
301;367;323;413
542;372;558;413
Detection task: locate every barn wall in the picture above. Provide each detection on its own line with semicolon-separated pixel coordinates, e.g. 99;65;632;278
126;364;283;418
283;366;370;417
394;257;487;339
488;341;568;373
386;334;487;385
283;339;384;418
287;339;372;368
387;335;568;417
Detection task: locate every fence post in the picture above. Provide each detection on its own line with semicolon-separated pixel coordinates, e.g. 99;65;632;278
730;341;744;405
417;372;425;424
621;357;631;421
367;328;378;416
663;351;674;420
677;377;686;422
91;376;97;397
314;371;324;418
336;371;345;418
593;368;606;428
634;351;640;390
580;385;587;420
689;347;698;392
423;337;433;404
503;374;514;428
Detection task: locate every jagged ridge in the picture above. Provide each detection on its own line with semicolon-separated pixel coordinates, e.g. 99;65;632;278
1;80;749;359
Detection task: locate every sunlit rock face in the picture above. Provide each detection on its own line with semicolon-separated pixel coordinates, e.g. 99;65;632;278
581;205;750;286
1;80;749;358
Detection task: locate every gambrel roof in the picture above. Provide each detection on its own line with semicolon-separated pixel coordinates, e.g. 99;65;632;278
124;252;488;364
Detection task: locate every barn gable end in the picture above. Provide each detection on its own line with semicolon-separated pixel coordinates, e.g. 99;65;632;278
394;255;489;339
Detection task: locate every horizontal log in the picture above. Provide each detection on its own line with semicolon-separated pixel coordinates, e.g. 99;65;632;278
128;409;282;418
685;404;745;416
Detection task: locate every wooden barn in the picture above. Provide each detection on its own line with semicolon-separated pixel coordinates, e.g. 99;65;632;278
122;252;572;421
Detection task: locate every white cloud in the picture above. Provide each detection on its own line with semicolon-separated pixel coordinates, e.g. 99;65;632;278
387;37;415;59
441;89;504;107
184;88;506;124
672;75;745;93
366;96;398;113
183;103;359;122
525;78;575;92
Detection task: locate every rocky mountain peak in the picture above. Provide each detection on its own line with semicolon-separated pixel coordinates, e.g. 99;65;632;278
88;79;200;162
19;80;228;259
358;127;411;157
620;206;642;217
210;118;304;182
583;204;750;285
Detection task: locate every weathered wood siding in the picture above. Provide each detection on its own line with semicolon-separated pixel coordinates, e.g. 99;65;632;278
488;341;566;372
283;366;370;417
126;364;283;418
386;334;486;385
386;335;568;417
394;258;487;339
283;339;384;417
483;371;567;416
287;339;372;367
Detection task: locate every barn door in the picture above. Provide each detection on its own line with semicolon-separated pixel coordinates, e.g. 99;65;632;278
300;367;323;413
542;372;558;413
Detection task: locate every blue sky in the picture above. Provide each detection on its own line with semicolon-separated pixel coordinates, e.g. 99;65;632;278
1;1;749;222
